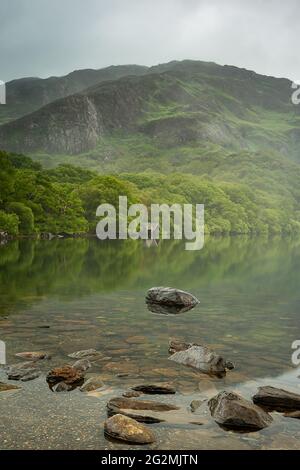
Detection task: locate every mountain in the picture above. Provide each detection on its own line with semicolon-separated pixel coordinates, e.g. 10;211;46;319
0;64;148;125
0;60;299;162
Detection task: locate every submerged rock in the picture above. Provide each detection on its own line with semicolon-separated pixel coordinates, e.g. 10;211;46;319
123;390;142;398
132;383;176;395
146;287;199;309
252;386;300;412
80;376;104;392
46;365;84;390
169;344;234;377
72;359;92;372
107;397;179;423
54;382;73;392
0;381;21;392
7;366;38;381
284;411;300;419
15;351;50;361
20;370;41;382
190;400;203;412
104;414;156;444
67;349;102;360
209;391;273;431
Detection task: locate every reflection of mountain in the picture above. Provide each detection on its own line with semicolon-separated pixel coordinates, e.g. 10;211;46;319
0;236;300;310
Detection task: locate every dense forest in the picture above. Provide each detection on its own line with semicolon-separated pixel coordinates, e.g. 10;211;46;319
1;149;299;237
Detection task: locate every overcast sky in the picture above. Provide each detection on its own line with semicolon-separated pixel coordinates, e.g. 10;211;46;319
0;0;298;82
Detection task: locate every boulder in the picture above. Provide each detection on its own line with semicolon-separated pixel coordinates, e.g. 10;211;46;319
80;376;104;392
146;287;199;308
168;345;234;377
253;386;300;412
107;397;179;423
104;414;156;444
209;391;273;431
132;383;176;395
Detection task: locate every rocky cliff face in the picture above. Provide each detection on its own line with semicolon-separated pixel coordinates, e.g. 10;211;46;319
0;60;299;157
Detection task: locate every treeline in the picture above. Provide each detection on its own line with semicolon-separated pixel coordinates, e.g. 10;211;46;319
0;150;299;237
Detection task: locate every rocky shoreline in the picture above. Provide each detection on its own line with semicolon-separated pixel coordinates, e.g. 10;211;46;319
1;287;300;447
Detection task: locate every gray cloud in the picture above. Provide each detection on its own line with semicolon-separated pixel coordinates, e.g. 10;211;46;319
0;0;299;82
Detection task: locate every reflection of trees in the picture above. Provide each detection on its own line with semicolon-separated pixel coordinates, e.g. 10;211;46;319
0;236;300;317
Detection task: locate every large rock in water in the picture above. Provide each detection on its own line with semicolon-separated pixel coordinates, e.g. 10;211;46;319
252;386;300;411
146;287;199;308
168;344;234;377
46;365;84;390
209;391;273;431
104;414;156;444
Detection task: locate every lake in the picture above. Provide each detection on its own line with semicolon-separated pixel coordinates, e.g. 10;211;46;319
0;236;300;449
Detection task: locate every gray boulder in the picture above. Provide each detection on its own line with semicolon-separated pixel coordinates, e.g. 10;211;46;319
169;344;234;377
146;287;199;308
209;391;273;431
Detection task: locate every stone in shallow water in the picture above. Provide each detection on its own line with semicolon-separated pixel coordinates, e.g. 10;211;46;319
168;339;197;354
0;381;21;392
54;382;73;392
46;365;84;390
209;391;273;431
284;411;300;419
21;370;41;382
146;287;199;308
190;400;203;412
104;414;156;444
72;359;92;372
7;366;38;381
252;386;300;412
169;344;234;377
122;390;142;398
107;397;179;423
132;383;176;395
67;349;102;360
15;351;50;361
80;376;104;392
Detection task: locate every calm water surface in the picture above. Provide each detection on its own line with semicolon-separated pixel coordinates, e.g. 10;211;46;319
0;236;300;449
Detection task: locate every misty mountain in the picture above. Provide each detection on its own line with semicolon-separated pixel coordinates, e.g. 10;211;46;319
0;59;299;164
0;64;148;125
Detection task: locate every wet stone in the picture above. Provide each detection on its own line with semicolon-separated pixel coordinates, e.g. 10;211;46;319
67;349;102;360
80;376;104;392
72;359;92;372
104;414;156;444
132;383;176;395
252;386;300;412
15;351;50;361
209;391;273;431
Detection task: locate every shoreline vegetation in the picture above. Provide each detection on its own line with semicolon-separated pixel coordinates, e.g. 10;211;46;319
1;150;300;240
